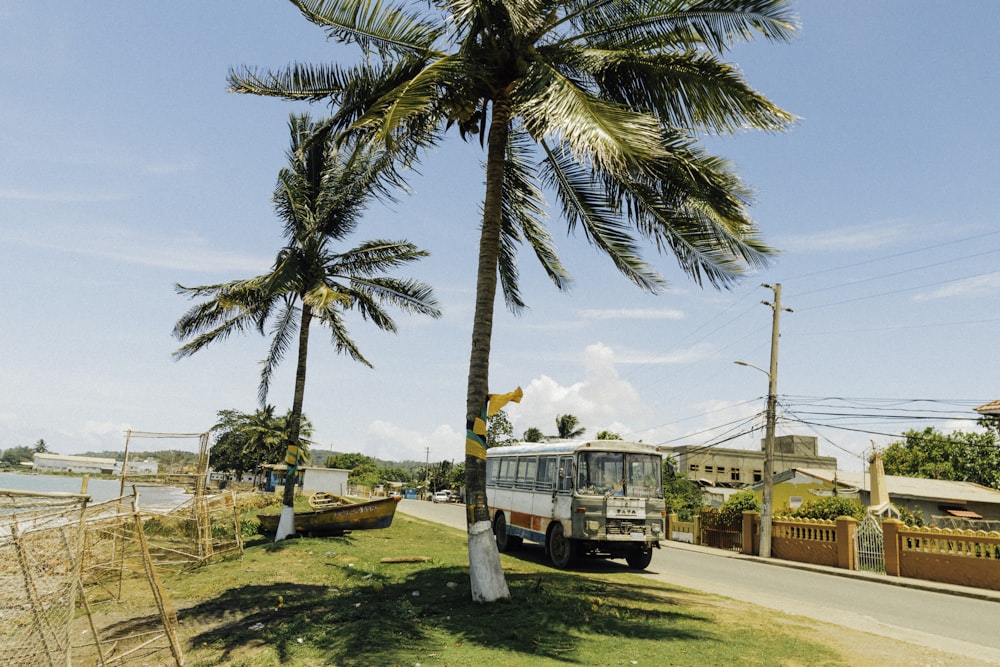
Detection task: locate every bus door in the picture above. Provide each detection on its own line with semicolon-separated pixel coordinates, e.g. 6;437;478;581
552;455;574;525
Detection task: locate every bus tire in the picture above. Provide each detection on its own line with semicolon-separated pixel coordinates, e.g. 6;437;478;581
625;547;653;570
547;523;577;569
493;512;522;552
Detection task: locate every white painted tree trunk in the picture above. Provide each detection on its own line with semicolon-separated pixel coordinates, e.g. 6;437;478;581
467;520;510;602
273;505;296;542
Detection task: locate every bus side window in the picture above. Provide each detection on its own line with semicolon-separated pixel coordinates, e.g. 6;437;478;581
515;457;537;490
486;458;499;487
498;458;515;488
536;456;556;491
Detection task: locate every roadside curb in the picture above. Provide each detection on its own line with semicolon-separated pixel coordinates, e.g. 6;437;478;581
661;539;1000;604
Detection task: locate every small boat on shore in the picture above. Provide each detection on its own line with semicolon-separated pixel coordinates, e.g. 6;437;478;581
257;495;401;537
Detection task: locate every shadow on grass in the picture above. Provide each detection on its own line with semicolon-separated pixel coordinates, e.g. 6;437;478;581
176;555;718;665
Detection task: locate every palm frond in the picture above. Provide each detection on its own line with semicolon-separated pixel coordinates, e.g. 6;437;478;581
573;48;796;134
227;62;353;101
539;141;665;292
517;59;664;175
559;0;798;53
292;0;445;56
258;300;300;405
498;128;570;312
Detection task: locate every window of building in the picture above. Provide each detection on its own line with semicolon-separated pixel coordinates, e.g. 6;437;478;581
704;465;713;474
689;464;699;473
753;469;762;483
730;468;741;482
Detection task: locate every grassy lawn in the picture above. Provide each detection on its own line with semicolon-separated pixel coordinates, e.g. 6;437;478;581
110;506;886;667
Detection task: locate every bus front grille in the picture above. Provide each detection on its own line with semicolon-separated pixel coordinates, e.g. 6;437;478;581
606;519;648;535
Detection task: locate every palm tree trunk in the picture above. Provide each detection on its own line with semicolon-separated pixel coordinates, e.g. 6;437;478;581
275;304;312;541
464;94;512;601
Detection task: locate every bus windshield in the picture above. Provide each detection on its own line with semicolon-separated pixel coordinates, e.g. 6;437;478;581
576;452;662;499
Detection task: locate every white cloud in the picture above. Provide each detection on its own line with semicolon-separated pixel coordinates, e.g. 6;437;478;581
912;272;1000;302
577;307;685;321
777;223;908;253
0;188;123;203
506;343;650;439
5;222;271;274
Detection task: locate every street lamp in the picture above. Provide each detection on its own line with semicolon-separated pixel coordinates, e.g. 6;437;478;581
734;360;777;558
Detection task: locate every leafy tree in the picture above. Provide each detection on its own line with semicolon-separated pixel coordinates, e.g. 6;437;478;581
229;0;795;599
555;414;586;440
882;426;1000;490
664;475;704;522
1;446;34;467
486;409;515;448
717;490;760;530
596;430;622;440
522;427;545;443
174;114;441;540
327;452;377;471
33;439;48;453
210;407;312;476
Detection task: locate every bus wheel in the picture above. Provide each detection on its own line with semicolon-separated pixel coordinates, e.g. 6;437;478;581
625;547;653;570
547;523;577;569
493;512;522;552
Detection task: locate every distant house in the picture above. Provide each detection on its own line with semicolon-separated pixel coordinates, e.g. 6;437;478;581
260;464;350;497
975;400;1000;417
760;467;1000;526
31;453;159;476
33;453;116;475
300;467;350;496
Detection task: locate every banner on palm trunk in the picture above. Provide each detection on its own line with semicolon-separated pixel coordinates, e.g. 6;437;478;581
284;442;301;473
466;386;522;460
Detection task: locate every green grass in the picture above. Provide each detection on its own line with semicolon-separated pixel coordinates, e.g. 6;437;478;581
132;509;864;667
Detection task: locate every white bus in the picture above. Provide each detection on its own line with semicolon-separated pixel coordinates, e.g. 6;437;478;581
486;440;666;569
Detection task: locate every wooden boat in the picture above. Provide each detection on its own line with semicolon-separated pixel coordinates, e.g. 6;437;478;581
257;495;401;537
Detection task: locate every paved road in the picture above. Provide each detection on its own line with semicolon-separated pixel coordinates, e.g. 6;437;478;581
398;500;1000;663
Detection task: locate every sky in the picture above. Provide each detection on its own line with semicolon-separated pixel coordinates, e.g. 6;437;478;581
2;2;998;472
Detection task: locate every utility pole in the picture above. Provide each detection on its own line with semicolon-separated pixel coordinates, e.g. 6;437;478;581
760;283;791;558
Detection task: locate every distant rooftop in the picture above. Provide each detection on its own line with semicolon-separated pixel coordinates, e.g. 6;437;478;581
796;468;1000;505
975;399;1000;415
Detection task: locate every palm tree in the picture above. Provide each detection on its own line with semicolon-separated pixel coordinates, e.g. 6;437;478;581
522;427;545;443
555;414;585;440
174;114;441;540
228;0;796;597
210;406;314;477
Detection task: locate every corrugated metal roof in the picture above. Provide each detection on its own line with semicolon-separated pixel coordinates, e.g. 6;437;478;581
796;468;1000;505
34;453;116;466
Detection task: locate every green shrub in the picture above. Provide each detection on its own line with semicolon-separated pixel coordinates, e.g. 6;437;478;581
718;491;760;529
774;497;865;521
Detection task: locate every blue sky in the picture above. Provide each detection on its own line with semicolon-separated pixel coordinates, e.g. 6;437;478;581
2;2;998;471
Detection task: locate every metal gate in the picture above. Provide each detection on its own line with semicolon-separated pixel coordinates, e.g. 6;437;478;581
854;512;885;573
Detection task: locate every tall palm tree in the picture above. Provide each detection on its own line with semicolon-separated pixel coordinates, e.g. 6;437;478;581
228;0;796;597
555;414;585;440
174;114;441;540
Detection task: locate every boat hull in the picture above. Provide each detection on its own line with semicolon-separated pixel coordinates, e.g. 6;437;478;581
257;496;401;537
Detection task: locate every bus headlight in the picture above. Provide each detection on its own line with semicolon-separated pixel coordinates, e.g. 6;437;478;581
651;522;662;535
586;520;600;533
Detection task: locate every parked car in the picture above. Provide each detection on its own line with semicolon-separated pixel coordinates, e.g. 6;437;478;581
432;490;452;503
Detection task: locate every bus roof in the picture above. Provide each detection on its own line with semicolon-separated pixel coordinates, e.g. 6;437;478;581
485;440;664;457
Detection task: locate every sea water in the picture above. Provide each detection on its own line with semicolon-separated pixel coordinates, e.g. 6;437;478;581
0;471;190;511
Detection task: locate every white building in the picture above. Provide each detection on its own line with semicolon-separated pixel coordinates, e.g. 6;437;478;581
33;453;116;474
